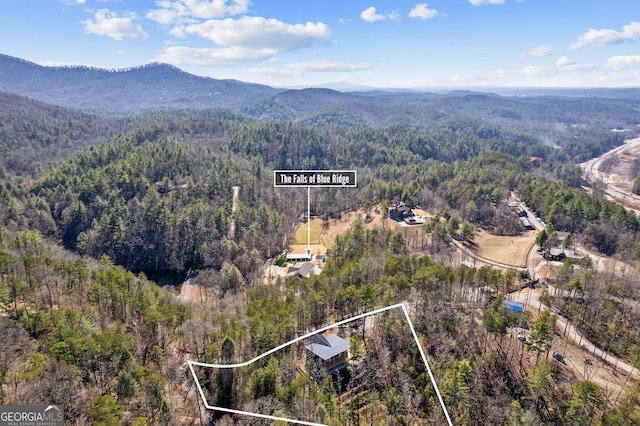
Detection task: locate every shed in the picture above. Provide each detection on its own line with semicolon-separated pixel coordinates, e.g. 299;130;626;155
503;299;524;314
519;216;534;230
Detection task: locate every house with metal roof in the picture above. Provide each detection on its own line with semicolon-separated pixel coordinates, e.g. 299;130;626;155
285;262;323;279
305;333;349;373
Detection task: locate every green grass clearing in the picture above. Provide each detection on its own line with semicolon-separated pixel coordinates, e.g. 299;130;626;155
293;218;323;244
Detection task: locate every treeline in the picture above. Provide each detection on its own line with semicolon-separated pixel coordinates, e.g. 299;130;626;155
228;121;546;169
5;115;633;279
0;87;631;179
115;108;622;172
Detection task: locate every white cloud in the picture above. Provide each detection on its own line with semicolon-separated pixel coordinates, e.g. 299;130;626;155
155;46;276;66
518;60;595;78
519;65;550;77
251;61;373;77
522;45;553;57
605;55;640;70
361;7;386;23
154;17;332;66
556;56;575;67
409;3;439;20
360;6;400;23
179;16;331;52
468;0;505;5
147;0;250;24
571;21;640;50
83;9;149;40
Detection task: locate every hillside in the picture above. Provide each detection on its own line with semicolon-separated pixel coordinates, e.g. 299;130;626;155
2;53;640;140
0;54;279;112
2;54;640;424
0;92;121;175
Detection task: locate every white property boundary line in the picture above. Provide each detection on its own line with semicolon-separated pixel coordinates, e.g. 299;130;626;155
187;303;453;426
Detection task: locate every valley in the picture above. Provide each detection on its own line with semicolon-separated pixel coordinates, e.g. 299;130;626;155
1;55;640;425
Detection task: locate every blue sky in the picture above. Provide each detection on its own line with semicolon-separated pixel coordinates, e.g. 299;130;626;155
2;0;640;89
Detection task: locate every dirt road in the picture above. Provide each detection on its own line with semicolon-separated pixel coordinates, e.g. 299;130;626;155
582;136;640;212
510;287;639;379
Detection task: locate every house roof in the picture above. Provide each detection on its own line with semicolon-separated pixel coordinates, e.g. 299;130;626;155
285;262;315;278
286;253;311;261
549;248;564;256
519;217;532;228
306;334;349;360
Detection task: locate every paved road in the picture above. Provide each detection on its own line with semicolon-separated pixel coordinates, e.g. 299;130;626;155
459;191;640;379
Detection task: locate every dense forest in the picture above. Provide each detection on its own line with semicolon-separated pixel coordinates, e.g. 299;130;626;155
1;78;640;425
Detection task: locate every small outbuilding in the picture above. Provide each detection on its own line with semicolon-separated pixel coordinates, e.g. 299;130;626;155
519;216;534;230
503;299;524;314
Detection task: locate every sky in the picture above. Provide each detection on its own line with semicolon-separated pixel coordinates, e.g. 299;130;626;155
2;0;640;89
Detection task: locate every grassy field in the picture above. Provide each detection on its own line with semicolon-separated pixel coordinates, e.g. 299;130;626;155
293;218;324;244
472;229;536;267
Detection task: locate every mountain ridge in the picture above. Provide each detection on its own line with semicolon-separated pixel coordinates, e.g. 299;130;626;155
2;53;640;131
0;53;280;112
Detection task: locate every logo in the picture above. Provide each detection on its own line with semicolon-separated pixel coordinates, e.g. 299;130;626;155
0;405;64;426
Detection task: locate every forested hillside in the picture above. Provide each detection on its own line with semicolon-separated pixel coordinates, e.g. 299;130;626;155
30;130;289;277
0;92;122;176
1;83;640;425
0;54;278;112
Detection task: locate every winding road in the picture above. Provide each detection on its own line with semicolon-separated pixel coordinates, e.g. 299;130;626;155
452;186;640;380
509;286;639;378
512;140;640;380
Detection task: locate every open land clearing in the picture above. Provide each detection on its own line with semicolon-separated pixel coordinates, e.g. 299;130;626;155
592;137;640;193
287;207;433;256
471;228;536;268
293;218;324;245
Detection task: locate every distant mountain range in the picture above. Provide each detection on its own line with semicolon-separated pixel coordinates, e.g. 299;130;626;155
0;53;279;112
2;53;640;131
